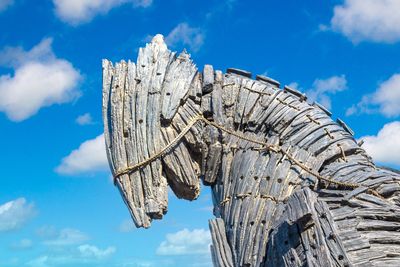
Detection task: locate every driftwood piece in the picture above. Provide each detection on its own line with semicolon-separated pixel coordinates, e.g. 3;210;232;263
103;35;400;266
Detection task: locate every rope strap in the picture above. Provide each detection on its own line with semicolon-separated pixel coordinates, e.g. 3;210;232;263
113;114;381;198
113;114;202;178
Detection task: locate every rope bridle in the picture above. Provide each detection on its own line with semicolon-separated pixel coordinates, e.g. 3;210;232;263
113;114;381;199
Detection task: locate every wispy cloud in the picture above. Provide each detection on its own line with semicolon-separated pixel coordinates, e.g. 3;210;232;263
165;23;205;52
0;198;37;232
118;258;175;267
78;244;116;259
359;121;400;166
205;0;237;21
76;113;94;125
156;228;211;256
306;75;347;110
346;73;400;117
290;75;347;110
53;0;152;25
0;38;82;122
0;258;20;267
329;0;400;43
26;244;116;267
199;206;213;212
43;228;89;246
0;0;13;12
119;219;135;233
10;239;33;250
56;134;109;175
36;225;58;239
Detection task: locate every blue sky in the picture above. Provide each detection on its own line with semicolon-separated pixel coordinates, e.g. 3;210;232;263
1;0;400;266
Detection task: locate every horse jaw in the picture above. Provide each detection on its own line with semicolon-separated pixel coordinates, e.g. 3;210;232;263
102;34;203;228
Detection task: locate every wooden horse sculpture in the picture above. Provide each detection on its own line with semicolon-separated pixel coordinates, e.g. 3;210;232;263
102;35;400;267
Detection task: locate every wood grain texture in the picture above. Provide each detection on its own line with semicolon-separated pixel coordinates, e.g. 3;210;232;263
103;35;400;266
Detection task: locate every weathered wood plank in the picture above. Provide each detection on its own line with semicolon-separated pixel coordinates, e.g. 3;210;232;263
103;35;400;267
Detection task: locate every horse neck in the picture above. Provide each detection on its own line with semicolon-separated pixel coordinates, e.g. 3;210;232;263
201;71;383;266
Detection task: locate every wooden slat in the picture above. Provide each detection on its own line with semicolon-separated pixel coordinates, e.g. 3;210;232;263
103;34;400;267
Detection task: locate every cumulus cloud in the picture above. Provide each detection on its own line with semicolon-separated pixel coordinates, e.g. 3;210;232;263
291;75;347;110
0;198;36;232
53;0;152;25
156;228;211;256
56;134;109;175
359;121;400;166
165;23;205;52
0;38;81;122
346;73;400;117
78;244;116;259
0;0;13;12
76;112;93;125
43;228;89;246
330;0;400;43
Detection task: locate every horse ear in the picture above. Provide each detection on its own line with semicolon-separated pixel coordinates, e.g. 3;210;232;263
102;34;202;228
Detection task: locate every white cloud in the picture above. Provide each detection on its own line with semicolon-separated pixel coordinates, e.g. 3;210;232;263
0;38;81;122
165;23;205;52
307;75;347;109
10;239;33;250
76;112;93;125
288;82;299;89
56;134;109;175
119;258;176;267
346;73;400;117
78;244;116;259
119;219;135;232
36;225;58;239
156;228;211;256
27;244;115;267
205;0;237;21
43;228;89;246
53;0;152;25
330;0;400;43
292;75;347;110
27;256;49;267
0;198;36;232
359;121;400;166
0;0;13;12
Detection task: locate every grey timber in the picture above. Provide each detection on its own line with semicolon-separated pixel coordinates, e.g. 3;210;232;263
102;35;400;267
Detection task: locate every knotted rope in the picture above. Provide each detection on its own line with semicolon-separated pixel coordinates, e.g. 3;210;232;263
113;114;381;198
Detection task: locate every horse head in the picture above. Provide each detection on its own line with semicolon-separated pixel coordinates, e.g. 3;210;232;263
102;35;400;267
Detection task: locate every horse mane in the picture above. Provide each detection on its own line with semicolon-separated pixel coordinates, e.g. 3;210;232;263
102;34;400;267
